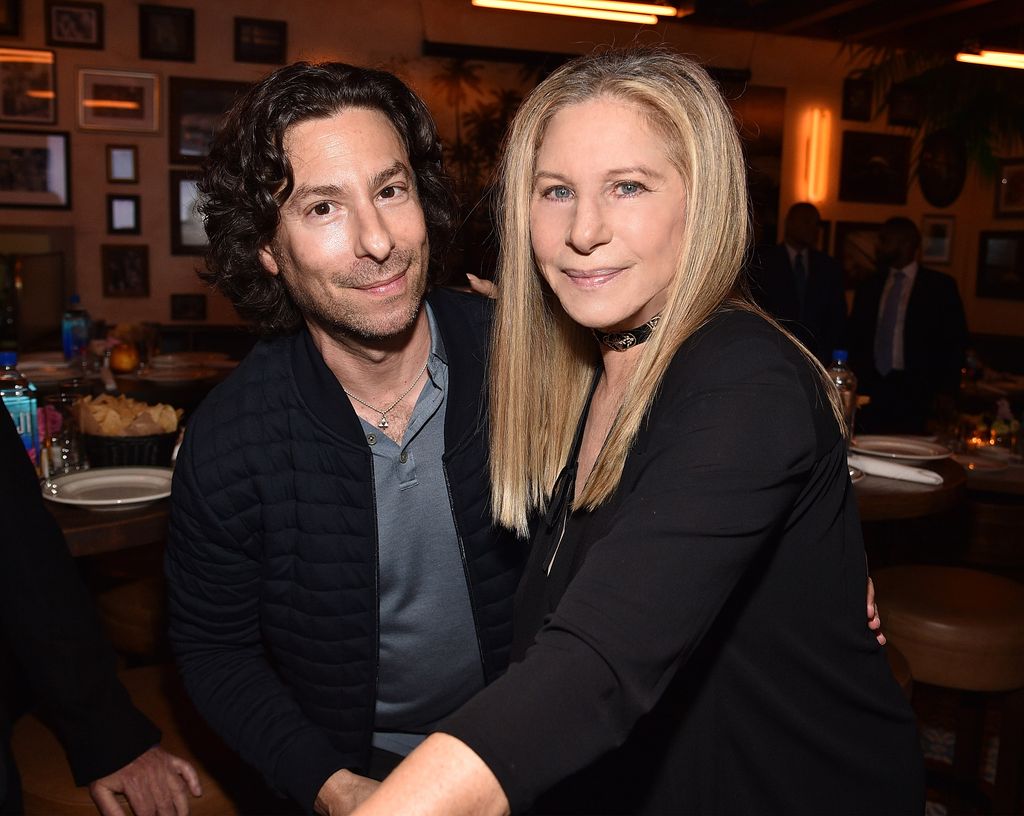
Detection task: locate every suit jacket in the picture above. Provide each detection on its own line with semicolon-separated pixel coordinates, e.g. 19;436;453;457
748;243;848;365
848;265;967;398
0;405;159;807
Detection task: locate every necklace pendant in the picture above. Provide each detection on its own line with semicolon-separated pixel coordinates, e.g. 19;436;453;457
377;416;389;430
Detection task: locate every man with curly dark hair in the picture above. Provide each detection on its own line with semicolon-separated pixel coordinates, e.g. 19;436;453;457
164;62;522;816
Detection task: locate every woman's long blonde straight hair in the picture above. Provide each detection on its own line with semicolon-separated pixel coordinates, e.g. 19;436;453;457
489;47;841;535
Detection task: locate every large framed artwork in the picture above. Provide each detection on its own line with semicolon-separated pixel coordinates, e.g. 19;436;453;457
976;231;1024;301
0;129;70;209
168;76;249;164
0;48;57;124
834;221;882;290
838;131;911;205
78;69;159;133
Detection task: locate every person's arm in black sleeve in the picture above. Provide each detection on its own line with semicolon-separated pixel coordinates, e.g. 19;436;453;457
0;404;201;814
351;320;820;816
164;425;356;812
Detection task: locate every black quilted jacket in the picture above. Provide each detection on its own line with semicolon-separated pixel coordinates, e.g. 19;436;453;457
165;288;522;811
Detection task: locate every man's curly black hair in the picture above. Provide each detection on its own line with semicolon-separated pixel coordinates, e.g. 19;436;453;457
198;62;458;336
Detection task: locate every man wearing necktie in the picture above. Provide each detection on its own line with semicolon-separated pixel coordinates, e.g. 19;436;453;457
748;203;847;366
849;217;967;434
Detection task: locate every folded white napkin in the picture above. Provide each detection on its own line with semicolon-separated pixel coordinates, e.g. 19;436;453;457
848;453;944;485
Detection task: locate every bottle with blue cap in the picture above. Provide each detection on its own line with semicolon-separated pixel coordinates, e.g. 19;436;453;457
827;349;858;445
61;293;91;362
0;351;39;469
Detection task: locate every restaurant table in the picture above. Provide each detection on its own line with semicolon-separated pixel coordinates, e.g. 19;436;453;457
855;458;967;523
48;498;169;558
964;461;1024;498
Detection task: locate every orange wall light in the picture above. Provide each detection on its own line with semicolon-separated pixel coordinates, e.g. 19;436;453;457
803;106;831;204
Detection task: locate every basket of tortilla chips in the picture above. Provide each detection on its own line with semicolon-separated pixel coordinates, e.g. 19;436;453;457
77;394;183;468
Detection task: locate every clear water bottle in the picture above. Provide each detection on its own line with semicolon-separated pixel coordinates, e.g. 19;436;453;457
0;351;39;469
61;293;91;362
827;349;857;443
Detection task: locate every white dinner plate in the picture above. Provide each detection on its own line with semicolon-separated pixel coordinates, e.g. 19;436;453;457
136;366;217;384
42;467;173;509
849;435;952;462
849;466;865;484
19;363;79;383
151;352;231;368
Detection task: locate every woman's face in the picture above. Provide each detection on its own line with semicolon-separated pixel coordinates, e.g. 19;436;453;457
529;96;687;333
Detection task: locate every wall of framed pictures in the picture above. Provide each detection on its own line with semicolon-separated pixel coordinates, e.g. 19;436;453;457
0;0;1020;335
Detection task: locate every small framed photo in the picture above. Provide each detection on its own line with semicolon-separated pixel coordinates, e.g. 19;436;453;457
977;231;1024;301
0;48;57;125
169;169;206;255
139;4;194;62
168;76;249;164
920;215;954;265
0;129;70;209
106;144;137;183
107;194;139;235
170;292;207;321
994;158;1024;219
101;244;149;297
78;69;159;133
45;1;104;49
234;17;287;64
0;0;21;36
841;77;872;122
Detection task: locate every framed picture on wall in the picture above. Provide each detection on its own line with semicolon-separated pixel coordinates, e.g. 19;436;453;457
841;77;872;122
920;215;954;265
106;144;138;182
168;76;249;164
0;48;57;124
78;69;159;132
45;1;104;49
107;194;140;234
139;4;194;62
0;129;70;208
234;17;287;64
101;244;149;297
994;158;1024;219
838;131;911;204
976;231;1024;301
170;293;207;321
0;0;21;36
834;221;882;290
169;169;206;255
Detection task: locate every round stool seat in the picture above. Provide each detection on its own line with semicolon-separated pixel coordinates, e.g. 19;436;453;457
873;566;1024;692
12;666;235;815
886;644;913;700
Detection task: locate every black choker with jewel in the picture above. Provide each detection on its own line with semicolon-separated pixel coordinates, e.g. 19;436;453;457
593;315;662;352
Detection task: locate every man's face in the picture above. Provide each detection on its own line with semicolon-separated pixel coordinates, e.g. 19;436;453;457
259;107;430;342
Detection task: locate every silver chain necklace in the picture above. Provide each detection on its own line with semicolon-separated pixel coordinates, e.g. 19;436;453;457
343;359;428;430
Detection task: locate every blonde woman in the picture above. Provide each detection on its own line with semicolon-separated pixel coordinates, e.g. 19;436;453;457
352;48;922;816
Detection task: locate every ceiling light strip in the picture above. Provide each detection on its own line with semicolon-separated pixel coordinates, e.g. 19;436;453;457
956;50;1024;69
472;0;658;24
512;0;677;15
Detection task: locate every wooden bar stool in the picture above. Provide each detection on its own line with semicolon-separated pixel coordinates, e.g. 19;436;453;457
873;565;1024;814
12;666;237;815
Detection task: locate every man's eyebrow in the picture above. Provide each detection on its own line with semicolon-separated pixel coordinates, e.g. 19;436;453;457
369;160;412;191
287;162;412;208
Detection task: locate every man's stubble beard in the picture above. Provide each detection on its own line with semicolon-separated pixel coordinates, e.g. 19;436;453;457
278;248;428;344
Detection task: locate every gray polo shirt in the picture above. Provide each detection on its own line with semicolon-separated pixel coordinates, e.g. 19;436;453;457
361;304;484;756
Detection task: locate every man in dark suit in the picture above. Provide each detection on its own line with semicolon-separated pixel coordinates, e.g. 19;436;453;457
748;202;847;366
849;217;968;434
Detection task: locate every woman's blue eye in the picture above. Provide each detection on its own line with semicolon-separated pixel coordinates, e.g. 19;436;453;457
617;181;642;196
547;186;572;200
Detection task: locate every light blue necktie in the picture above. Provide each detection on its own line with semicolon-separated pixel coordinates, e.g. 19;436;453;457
874;270;905;376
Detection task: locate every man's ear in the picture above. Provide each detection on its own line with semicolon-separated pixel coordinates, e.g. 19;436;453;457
259;244;280;276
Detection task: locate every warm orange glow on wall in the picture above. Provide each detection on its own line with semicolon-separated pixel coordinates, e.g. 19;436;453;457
472;0;660;24
83;99;142;110
0;48;55;64
956;49;1024;69
803;106;831;204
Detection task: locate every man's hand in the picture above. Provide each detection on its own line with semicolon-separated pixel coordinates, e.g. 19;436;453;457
315;769;380;816
867;576;885;646
88;745;202;816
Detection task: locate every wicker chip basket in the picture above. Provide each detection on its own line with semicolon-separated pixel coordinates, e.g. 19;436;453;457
82;431;178;468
